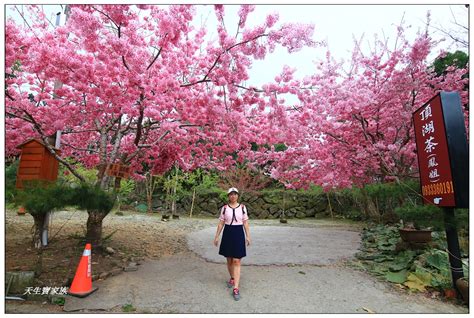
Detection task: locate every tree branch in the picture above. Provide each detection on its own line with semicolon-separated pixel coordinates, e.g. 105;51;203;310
181;33;268;88
147;46;163;71
125;130;171;164
91;6;119;29
14;5;41;43
122;56;130;71
134;95;145;145
5;91;16;101
233;84;264;93
21;109;85;182
61;142;100;154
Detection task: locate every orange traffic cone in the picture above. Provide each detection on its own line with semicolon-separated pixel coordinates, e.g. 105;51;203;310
68;243;99;297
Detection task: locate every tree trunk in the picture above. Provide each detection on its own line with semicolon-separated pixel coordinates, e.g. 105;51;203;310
147;191;153;213
114;177;121;190
86;209;107;250
360;188;381;221
34;247;44;277
145;173;153;213
326;192;334;219
96;164;107;185
32;213;47;249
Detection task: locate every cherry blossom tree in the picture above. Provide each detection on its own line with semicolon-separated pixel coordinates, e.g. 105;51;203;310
5;4;315;246
249;20;468;196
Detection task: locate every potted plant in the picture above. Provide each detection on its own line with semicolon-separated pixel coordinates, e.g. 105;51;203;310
394;204;444;243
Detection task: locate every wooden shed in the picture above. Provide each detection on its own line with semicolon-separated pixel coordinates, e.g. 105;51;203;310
15;139;60;189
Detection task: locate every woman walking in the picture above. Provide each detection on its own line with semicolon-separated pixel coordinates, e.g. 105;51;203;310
214;187;251;301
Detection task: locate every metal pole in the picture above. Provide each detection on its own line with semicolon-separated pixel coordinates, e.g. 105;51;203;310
443;207;464;293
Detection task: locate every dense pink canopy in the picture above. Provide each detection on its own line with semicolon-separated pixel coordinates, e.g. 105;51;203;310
250;24;469;189
6;4;315;180
6;5;468;189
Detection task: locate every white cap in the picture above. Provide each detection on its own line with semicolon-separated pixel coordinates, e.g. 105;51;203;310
227;187;239;194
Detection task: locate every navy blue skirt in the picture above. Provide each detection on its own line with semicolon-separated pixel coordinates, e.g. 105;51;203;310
219;225;246;259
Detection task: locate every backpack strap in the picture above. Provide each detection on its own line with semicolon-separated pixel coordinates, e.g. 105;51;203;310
220;205;227;216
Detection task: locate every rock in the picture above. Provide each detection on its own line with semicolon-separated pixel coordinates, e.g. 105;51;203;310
99;272;111;279
6;271;35;295
110;267;123;276
295;212;306;219
305;208;316;217
293;206;305;213
258;210;270;219
105;247;116;255
124;263;138;272
26;294;49;301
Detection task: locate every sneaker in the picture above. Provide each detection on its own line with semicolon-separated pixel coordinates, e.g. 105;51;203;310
226;278;235;288
232;288;241;301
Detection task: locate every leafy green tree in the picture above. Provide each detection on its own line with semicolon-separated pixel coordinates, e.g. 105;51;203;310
433;50;468;77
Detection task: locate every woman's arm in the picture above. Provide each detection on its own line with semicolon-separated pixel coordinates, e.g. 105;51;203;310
243;220;251;246
213;220;225;246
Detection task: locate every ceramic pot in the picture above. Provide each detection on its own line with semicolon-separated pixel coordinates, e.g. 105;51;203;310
399;228;432;243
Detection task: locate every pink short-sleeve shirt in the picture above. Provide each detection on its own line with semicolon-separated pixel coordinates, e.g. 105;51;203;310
219;204;249;225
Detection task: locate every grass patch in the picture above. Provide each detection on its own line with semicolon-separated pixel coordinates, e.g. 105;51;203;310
122;304;136;312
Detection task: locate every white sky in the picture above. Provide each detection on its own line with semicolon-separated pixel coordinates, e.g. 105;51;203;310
195;4;468;85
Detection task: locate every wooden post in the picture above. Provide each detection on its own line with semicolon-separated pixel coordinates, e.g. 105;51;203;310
171;166;178;216
189;188;196;218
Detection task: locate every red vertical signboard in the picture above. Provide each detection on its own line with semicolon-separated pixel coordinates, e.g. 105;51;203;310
413;94;455;206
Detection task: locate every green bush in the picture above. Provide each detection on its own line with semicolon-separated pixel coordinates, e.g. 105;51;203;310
58;161;98;185
394;203;468;231
71;183;116;213
395;204;445;230
5;160;19;205
16;181;74;215
16;181;116;215
117;179;136;205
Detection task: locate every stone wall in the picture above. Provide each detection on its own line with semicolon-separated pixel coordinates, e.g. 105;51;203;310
153;190;335;219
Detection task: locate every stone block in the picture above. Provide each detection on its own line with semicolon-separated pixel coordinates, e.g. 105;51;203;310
5;271;35;295
295;212;306;219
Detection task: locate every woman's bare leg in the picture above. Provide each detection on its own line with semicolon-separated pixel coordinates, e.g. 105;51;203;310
232;258;241;289
226;257;234;280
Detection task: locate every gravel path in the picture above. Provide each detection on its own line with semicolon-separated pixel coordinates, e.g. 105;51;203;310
187;226;361;265
6;210;468;314
63;252;467;314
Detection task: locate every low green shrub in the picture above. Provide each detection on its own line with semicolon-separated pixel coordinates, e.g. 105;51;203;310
395;204;469;231
71;183;116;213
5;160;19;205
16;180;74;215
